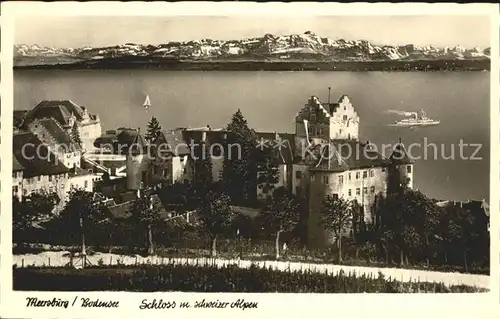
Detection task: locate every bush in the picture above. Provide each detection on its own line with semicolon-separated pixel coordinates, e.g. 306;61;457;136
13;264;487;293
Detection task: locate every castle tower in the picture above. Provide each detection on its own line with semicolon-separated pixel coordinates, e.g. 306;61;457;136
126;129;150;190
294;92;360;157
388;138;414;192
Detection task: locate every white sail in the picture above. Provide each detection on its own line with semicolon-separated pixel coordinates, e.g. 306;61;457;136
143;95;151;108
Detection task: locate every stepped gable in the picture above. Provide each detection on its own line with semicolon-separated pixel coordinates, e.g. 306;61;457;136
24;100;85;127
295;95;342;124
13;131;69;178
390;138;414;165
308;140;390;172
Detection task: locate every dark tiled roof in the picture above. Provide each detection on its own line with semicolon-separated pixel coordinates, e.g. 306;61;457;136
24;100;85;127
13;155;26;172
37;118;75;147
309;140;390;172
153;129;190;156
390;140;414;165
68;166;93;177
14;110;28;128
255;131;295;165
13;131;69;178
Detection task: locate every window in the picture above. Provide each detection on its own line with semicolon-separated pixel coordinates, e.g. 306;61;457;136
296;171;303;179
13;186;18;193
338;175;344;184
84;180;88;188
369;170;374;177
311;113;316;121
343;115;348;121
322;176;329;185
363;171;367;178
38;176;41;182
363;187;368;194
370;186;375;194
12;172;16;179
382;168;386;172
348;173;351;180
311;174;316;182
356;172;360;179
49;187;54;193
356;188;360;195
49;175;52;182
318;128;322;136
407;165;412;173
332;193;339;200
348;189;352;196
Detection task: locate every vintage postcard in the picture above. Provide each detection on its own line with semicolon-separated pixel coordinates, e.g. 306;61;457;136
0;2;499;318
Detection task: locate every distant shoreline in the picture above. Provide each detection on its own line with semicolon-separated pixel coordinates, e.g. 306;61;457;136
13;58;490;72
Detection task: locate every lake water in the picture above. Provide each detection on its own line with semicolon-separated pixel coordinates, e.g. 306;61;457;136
14;70;490;202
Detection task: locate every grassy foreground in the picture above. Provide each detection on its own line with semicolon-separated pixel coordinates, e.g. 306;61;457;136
13;264;487;293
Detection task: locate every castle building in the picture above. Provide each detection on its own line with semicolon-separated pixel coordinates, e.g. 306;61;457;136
20;100;102;152
180;93;413;248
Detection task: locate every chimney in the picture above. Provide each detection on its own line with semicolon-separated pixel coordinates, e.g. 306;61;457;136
328;87;331;104
207;124;211;131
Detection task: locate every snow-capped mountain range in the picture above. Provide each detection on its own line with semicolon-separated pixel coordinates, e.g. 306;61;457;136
14;31;490;64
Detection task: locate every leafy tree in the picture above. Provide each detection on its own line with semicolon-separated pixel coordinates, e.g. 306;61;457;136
319;195;353;263
350;199;364;258
12;191;59;244
197;183;235;257
260;187;300;259
222;109;258;205
130;192;163;255
71;123;83;150
446;203;479;272
145;116;162;143
59;189;107;254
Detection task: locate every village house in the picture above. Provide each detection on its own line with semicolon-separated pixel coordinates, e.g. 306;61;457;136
13;131;95;208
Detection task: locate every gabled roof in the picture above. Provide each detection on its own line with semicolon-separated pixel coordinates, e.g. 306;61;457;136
390;139;414;165
24;100;85;127
130;131;148;155
295;96;343;124
13;110;28;128
13;155;26;172
13;131;69;178
36;118;76;149
153;129;190;156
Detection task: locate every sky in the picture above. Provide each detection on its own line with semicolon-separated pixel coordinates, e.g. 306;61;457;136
14;15;491;49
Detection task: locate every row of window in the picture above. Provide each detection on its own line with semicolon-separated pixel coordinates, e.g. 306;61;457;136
348;186;375;196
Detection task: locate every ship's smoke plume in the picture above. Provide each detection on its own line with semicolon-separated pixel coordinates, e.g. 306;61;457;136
385;109;417;117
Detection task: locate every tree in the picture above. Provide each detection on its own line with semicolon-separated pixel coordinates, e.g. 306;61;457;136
319;195;353;263
255;144;280;200
130;192;163;255
12;191;59;244
59;189;107;259
222;109;258;205
192;140;213;190
446;203;478;272
145;116;162;143
350;199;364;259
197;183;235;257
259;187;300;259
71;122;83;150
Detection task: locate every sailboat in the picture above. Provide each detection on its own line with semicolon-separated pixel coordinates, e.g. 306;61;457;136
143;95;151;110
